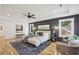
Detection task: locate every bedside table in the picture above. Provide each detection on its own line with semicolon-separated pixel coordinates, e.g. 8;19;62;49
51;37;63;42
51;37;56;42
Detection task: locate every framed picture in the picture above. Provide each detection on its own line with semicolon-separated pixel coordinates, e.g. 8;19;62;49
16;24;23;33
0;25;3;30
29;24;34;34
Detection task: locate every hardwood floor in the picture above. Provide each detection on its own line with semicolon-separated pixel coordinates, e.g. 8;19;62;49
0;36;78;55
40;42;57;55
40;42;79;55
0;36;18;55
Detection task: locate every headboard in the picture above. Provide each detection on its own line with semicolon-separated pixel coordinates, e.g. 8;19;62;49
36;30;51;39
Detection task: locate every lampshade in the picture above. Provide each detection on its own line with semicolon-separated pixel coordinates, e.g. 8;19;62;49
54;26;59;30
33;27;36;30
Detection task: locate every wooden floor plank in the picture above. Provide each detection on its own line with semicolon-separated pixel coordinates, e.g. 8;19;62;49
40;43;57;55
0;37;18;55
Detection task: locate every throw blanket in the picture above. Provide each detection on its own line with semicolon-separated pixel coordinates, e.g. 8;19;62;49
23;34;39;43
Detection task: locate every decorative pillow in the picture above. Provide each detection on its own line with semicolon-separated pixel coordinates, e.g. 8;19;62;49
43;33;49;36
37;32;43;36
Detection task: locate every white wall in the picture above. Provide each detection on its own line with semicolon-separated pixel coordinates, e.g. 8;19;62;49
0;20;4;36
0;16;29;39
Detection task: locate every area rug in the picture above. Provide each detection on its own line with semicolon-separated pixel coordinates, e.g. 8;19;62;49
11;40;51;55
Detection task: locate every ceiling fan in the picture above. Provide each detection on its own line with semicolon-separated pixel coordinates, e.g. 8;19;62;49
23;12;36;19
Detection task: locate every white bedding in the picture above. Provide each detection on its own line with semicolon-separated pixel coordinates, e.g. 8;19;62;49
27;31;50;47
27;36;49;47
27;36;41;47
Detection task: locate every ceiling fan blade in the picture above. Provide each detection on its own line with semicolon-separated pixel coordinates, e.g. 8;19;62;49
23;13;27;16
31;14;35;16
28;13;31;15
22;13;36;19
31;16;36;19
28;13;35;16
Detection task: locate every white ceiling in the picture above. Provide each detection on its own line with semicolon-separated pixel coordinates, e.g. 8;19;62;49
0;4;78;22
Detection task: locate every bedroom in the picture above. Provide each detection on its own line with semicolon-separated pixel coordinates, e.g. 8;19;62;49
0;4;79;55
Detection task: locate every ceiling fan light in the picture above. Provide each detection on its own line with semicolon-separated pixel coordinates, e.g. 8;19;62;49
59;4;63;7
54;10;57;13
7;14;10;16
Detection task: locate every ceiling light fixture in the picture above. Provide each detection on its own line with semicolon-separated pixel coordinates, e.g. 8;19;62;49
7;14;10;17
54;26;59;30
54;4;63;13
54;10;57;13
59;4;63;7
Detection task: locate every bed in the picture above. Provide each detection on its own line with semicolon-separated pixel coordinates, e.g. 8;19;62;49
27;31;51;47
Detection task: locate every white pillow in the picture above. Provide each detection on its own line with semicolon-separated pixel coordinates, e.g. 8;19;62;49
43;33;49;36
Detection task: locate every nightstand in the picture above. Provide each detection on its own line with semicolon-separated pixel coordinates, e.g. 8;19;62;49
52;37;63;42
51;37;56;42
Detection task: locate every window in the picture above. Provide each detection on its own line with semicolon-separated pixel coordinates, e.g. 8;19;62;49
59;18;74;37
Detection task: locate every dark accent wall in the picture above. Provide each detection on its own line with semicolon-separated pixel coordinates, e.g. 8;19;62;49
74;15;79;35
29;14;79;38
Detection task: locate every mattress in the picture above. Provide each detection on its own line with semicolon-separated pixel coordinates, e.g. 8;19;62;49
27;36;41;47
27;36;49;47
